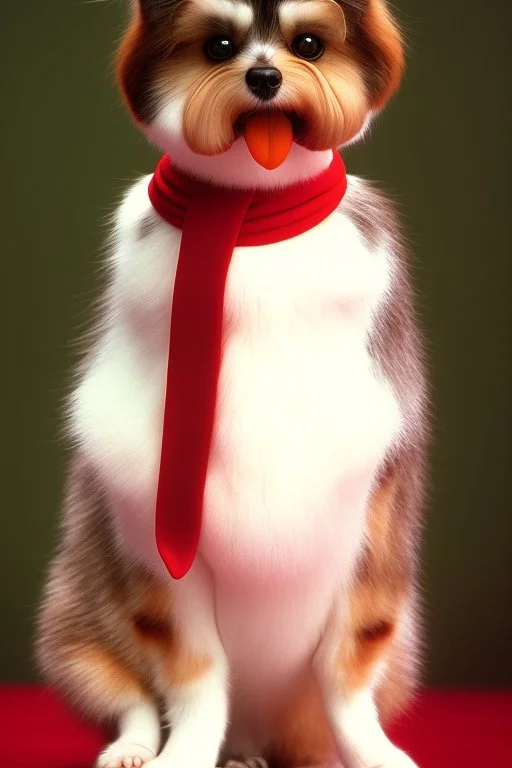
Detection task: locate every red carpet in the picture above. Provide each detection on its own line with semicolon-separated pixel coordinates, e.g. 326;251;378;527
1;687;508;767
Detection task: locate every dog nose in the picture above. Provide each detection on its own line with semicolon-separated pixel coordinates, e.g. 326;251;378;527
245;67;282;101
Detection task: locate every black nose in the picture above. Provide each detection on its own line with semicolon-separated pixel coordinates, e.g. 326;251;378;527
245;67;282;101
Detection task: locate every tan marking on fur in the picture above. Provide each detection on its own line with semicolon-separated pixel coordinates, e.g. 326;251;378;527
74;643;146;697
359;0;405;110
275;50;368;148
165;647;213;686
336;466;406;693
375;611;420;723
267;671;337;768
129;570;212;688
117;10;145;120
49;642;150;719
140;625;212;687
339;599;398;691
131;568;174;630
366;462;398;554
180;57;252;154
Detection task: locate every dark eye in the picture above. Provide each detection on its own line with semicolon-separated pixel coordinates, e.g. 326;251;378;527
292;34;324;61
205;37;235;62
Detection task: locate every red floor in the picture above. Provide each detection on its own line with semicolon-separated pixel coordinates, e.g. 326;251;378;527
1;687;508;767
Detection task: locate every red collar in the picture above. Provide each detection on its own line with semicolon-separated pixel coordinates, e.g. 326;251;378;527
149;153;347;579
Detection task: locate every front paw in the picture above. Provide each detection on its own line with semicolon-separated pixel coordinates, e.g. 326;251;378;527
96;740;156;768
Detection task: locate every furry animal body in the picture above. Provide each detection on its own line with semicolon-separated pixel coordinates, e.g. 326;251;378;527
37;2;428;767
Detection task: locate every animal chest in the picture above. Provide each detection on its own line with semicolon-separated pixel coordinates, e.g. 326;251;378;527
202;207;401;582
72;190;401;582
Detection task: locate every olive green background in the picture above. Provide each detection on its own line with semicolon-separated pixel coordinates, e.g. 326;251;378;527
1;0;510;687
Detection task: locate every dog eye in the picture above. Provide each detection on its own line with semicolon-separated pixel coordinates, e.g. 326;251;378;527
291;34;325;61
205;37;236;62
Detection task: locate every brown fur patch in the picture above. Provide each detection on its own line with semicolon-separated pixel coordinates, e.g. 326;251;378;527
266;672;337;768
129;569;212;687
338;600;398;691
36;462;154;720
180;56;254;154
36;457;214;721
72;642;147;699
365;461;400;559
44;640;150;720
343;0;405;110
274;49;368;148
336;459;419;707
165;647;213;686
362;0;405;109
117;11;158;123
131;569;174;630
139;619;213;687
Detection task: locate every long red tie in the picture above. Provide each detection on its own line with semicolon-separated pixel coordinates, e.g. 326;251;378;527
149;153;348;579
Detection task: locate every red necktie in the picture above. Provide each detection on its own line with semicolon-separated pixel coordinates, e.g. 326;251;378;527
149;153;347;578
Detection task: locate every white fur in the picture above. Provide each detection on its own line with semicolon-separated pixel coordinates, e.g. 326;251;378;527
241;40;278;63
153;670;228;768
325;689;418;768
195;0;253;31
152;562;229;767
97;701;160;768
314;602;419;768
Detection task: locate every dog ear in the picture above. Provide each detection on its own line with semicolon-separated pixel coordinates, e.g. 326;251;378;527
118;0;188;122
357;0;405;110
136;0;182;23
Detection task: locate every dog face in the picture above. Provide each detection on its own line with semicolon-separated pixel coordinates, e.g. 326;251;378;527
118;0;404;158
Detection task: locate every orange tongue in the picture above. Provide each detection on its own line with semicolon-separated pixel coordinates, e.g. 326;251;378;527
243;112;294;170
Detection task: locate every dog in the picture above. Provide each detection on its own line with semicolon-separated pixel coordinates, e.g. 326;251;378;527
37;2;428;767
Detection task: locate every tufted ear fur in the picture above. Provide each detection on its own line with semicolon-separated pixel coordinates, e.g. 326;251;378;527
342;0;405;111
136;0;181;23
118;1;184;122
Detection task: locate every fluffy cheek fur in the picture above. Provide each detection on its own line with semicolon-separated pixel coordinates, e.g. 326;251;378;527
155;56;255;156
276;51;368;150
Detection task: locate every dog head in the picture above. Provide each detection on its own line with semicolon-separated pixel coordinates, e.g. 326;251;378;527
118;1;404;184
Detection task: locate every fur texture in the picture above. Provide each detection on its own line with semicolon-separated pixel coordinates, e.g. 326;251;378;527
37;2;427;767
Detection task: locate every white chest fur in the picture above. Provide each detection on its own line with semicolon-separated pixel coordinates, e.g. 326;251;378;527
204;210;399;583
70;175;401;683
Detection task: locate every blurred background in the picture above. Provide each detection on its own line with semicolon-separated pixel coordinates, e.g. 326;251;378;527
1;0;510;688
